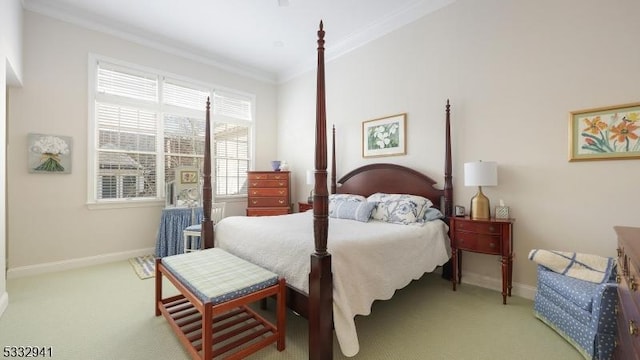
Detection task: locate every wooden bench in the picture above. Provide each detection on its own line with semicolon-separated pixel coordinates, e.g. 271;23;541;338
155;248;286;359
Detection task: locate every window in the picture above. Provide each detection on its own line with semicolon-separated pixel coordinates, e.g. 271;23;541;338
89;56;254;205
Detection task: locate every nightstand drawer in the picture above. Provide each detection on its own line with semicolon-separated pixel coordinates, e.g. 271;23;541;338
249;188;289;197
455;221;501;234
454;231;501;254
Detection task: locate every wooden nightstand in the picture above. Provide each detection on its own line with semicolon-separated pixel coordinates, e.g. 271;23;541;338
298;202;313;212
449;216;514;304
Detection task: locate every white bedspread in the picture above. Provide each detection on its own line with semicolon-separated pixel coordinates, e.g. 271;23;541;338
214;211;451;357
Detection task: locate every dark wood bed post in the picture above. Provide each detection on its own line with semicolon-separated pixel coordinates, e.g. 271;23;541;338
309;21;333;360
331;125;336;195
443;99;453;217
201;97;214;249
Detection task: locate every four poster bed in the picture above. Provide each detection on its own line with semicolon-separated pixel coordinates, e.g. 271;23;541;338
198;22;453;359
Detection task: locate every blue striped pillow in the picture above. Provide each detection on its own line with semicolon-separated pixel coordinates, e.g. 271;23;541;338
329;199;376;222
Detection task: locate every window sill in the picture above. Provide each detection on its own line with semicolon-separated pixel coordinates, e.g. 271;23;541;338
86;199;165;210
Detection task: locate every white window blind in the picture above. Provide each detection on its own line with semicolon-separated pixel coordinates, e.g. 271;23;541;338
90;58;254;204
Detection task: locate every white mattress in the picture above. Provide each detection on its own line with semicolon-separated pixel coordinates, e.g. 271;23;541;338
214;211;451;357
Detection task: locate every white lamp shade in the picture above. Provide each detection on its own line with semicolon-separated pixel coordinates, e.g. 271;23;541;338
306;170;314;185
464;161;497;187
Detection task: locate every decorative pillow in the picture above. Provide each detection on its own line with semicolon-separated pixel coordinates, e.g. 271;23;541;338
329;194;365;211
329;194;366;202
368;193;433;224
329;199;376;222
423;207;445;222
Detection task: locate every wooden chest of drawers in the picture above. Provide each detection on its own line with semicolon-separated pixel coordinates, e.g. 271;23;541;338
246;171;291;216
614;226;640;360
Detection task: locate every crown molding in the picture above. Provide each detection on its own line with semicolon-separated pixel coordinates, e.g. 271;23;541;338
23;0;456;85
278;0;456;83
22;0;278;84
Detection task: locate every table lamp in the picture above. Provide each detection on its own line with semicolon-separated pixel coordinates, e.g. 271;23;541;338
306;170;314;203
464;161;497;220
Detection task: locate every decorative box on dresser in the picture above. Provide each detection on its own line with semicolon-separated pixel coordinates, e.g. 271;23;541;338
449;216;514;304
246;171;291;216
614;225;640;360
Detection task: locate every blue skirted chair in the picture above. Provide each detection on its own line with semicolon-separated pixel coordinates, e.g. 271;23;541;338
529;250;617;360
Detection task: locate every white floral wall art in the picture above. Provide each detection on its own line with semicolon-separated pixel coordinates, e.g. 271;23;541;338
362;113;406;158
28;133;72;174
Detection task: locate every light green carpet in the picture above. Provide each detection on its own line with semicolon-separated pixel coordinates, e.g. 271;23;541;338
0;260;582;359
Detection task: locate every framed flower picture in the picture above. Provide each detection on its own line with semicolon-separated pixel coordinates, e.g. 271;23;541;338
28;133;72;174
362;113;407;158
569;102;640;161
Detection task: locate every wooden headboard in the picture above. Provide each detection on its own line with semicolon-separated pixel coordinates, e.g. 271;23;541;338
336;163;445;210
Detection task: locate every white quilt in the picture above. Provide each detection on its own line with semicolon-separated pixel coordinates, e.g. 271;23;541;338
214;211;451;357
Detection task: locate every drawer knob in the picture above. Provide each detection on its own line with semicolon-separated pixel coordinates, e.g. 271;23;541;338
279;190;285;195
459;238;464;243
278;200;284;204
630;320;638;336
252;191;257;195
279;182;284;186
489;242;496;248
251;182;258;186
489;226;495;232
252;200;258;205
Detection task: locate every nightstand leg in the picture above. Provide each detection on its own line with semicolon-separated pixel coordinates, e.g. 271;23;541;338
457;250;462;284
451;248;458;291
507;255;513;297
501;256;508;304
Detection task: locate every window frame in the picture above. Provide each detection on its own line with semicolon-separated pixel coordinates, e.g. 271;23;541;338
87;54;255;209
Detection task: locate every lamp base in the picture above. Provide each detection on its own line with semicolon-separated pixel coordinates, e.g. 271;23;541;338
470;187;491;220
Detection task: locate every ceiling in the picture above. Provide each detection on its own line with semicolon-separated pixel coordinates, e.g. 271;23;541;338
22;0;455;83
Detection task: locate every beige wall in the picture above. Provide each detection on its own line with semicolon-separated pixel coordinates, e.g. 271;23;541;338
6;11;278;270
1;0;23;316
278;0;640;294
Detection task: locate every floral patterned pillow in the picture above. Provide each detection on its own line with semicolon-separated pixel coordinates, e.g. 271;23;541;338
329;194;366;202
368;193;434;225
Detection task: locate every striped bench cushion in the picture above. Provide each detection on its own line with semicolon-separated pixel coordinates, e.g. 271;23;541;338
161;248;279;305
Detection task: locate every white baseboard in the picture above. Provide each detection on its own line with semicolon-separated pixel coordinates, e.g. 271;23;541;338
0;291;8;318
459;271;537;300
7;248;155;279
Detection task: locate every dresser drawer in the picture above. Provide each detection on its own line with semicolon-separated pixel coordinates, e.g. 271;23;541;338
248;179;289;188
454;231;501;254
247;208;290;216
616;278;640;358
249;187;289;197
248;172;289;180
455;221;501;235
248;197;288;207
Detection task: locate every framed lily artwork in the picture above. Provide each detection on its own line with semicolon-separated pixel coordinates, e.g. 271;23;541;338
362;113;406;158
569;102;640;161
